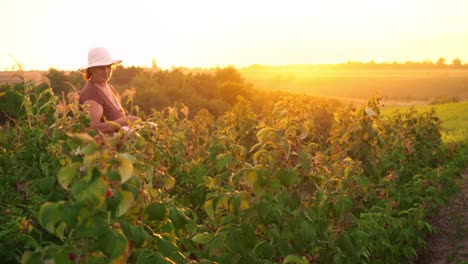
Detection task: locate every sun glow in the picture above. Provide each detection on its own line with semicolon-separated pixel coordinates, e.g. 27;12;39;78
1;0;468;70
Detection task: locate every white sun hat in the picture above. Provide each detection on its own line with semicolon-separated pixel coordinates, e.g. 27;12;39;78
86;47;122;69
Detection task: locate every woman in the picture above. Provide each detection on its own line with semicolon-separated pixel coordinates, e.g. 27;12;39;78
79;47;140;133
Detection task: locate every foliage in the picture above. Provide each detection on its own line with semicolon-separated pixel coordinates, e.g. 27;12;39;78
45;68;84;96
428;96;460;105
128;66;254;118
45;66;287;119
0;80;467;264
382;101;468;133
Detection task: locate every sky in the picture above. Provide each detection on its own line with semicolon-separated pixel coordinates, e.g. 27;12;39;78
1;0;468;70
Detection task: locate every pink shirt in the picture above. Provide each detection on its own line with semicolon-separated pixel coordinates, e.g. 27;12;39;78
79;80;125;121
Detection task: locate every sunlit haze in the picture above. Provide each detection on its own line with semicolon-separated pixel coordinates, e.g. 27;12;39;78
1;0;468;70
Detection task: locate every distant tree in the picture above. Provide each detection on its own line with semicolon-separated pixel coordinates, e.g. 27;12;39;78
151;58;158;70
214;66;244;83
46;68;70;95
451;57;462;68
67;71;86;91
422;60;434;69
436;57;446;67
111;66;145;92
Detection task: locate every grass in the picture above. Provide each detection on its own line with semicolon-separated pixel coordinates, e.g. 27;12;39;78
381;101;468;144
381;101;468;131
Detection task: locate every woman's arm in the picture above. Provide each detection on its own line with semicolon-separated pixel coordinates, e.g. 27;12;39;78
82;99;140;133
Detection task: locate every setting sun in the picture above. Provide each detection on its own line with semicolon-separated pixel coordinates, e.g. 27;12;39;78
1;0;468;70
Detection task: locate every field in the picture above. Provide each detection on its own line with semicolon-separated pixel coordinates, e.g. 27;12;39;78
0;71;47;86
382;101;468;132
239;65;468;103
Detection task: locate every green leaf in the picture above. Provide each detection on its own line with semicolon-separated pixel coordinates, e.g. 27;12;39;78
278;168;300;187
84;253;108;264
298;220;315;244
23;235;39;249
155;236;181;261
298;123;310;140
66;138;80;151
116;190;134;217
117;153;134;184
163;175;175;190
257;200;281;225
249;142;264;153
107;170;121;183
215;153;231;172
22;250;43;264
38;202;62;234
131;249;174;264
71;177;107;209
53;246;75;264
204;200;215;221
192;232;214;244
145;202;169;221
334;196;353;218
60;203;79;228
55;222;67;240
339;233;356;255
283;255;308;264
37;176;56;194
245;169;257;189
356;175;371;189
224;227;244;253
239;223;256;251
252;149;269;165
256;127;275;143
256;168;271;187
169;206;191;229
57;162;81;189
344;165;354;178
98;229;128;259
75;214;108;239
119;152;137;163
80;143;98;155
126;224;150;248
69;133;96;144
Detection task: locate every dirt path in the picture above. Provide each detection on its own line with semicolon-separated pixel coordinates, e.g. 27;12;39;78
415;170;468;264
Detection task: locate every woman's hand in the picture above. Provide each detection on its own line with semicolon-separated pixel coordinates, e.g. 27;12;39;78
126;115;141;123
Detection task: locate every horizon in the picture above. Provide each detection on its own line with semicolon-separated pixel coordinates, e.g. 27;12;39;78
0;57;468;72
1;58;467;72
2;54;467;72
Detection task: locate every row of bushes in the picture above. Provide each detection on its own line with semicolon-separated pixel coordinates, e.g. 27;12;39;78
0;80;467;263
43;66;288;119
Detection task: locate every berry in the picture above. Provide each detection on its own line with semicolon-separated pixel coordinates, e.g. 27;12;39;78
106;188;113;198
274;257;284;263
114;222;121;229
69;253;77;261
5;209;11;215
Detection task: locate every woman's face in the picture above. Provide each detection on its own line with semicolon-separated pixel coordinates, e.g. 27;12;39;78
90;65;113;83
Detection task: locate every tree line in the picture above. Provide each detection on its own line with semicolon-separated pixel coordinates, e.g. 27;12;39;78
44;66;288;118
243;58;468;71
